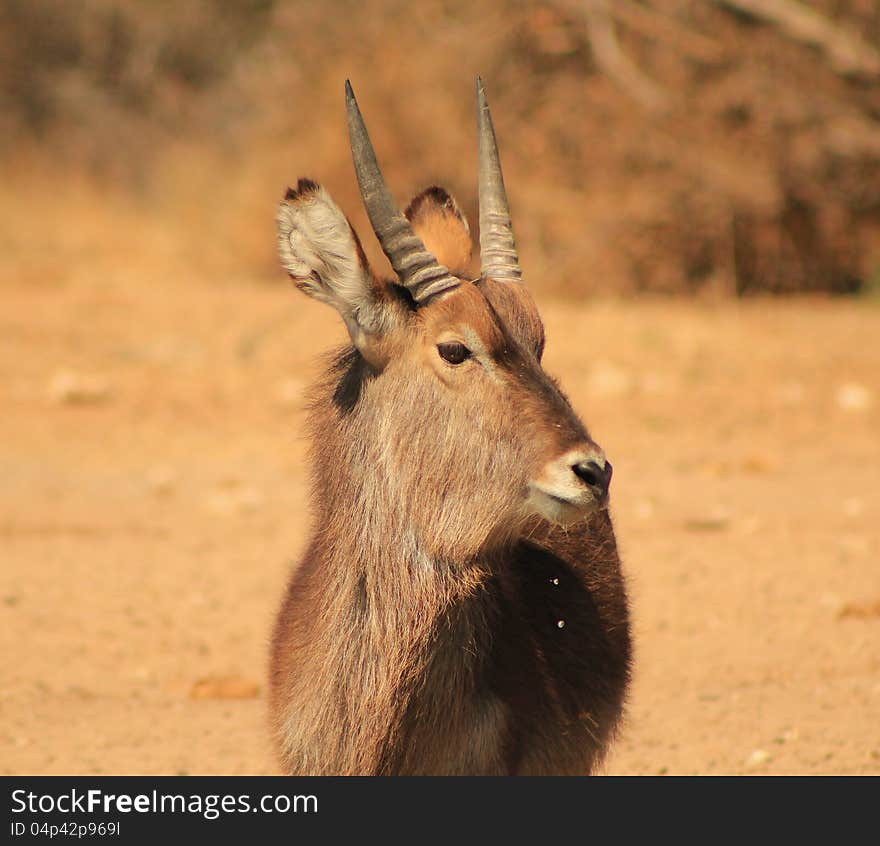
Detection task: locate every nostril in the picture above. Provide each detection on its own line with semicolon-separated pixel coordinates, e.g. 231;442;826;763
572;459;612;495
572;461;600;487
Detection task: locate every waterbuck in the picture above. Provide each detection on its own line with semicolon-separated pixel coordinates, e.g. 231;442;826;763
268;79;632;775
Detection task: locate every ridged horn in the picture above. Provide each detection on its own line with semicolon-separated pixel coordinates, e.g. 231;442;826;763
345;80;459;303
476;77;522;283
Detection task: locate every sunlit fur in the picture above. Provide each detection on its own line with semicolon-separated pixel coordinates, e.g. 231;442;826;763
269;182;631;775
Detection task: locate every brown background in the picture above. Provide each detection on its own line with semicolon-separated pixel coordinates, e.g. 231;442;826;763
2;0;878;774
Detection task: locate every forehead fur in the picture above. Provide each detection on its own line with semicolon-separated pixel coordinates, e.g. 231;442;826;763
420;283;502;347
479;278;545;356
419;280;545;356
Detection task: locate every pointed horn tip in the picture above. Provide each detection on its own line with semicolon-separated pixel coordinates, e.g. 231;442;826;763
345;79;355;101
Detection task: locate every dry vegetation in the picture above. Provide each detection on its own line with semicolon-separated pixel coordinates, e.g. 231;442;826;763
3;0;880;295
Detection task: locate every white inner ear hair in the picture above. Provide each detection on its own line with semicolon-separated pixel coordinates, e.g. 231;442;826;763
277;185;379;331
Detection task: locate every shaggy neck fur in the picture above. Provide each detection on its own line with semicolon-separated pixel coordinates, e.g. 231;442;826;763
270;345;631;775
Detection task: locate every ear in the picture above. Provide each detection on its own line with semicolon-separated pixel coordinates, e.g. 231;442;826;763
405;187;473;279
277;179;398;358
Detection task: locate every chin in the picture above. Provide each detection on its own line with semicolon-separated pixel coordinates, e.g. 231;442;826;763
525;486;601;528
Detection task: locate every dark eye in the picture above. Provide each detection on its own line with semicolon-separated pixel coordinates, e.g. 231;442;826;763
437;341;471;365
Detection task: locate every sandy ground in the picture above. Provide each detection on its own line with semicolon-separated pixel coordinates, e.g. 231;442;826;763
2;275;878;775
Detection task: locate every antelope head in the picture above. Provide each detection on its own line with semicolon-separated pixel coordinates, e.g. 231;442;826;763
277;80;611;559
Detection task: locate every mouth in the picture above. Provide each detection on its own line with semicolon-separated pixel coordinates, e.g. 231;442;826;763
526;483;605;526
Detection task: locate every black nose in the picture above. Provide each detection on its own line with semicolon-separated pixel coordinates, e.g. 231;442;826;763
572;459;612;497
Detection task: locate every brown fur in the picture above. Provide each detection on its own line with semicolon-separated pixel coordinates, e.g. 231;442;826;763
405;187;473;279
269;180;632;775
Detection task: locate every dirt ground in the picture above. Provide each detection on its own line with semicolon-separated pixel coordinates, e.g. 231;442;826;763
1;272;878;776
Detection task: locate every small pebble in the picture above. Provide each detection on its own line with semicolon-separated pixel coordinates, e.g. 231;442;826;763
633;499;655;520
745;748;770;769
837;600;880;621
836;383;873;412
146;465;177;497
189;675;260;700
204;486;264;515
837;535;869;555
47;369;110;405
275;378;305;409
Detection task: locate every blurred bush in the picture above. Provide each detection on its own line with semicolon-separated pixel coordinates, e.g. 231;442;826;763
2;0;879;296
0;0;274;167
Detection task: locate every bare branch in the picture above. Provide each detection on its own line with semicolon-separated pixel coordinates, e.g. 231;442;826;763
713;0;880;77
582;0;670;112
610;0;727;64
